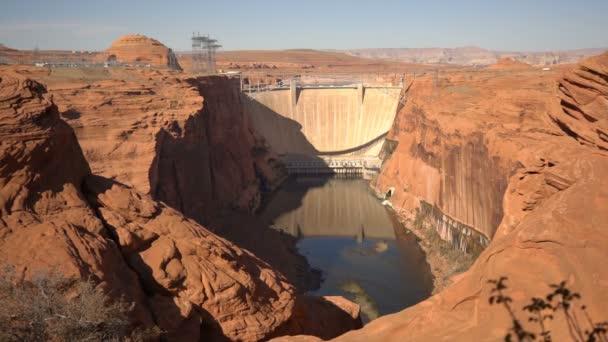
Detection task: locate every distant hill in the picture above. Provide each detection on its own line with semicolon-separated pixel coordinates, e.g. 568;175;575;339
343;47;608;66
178;49;382;65
0;44;17;52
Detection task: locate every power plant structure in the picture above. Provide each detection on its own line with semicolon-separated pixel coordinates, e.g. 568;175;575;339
191;33;222;74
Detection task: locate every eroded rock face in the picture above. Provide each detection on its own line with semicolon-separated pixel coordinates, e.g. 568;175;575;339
550;52;608;151
34;69;285;224
0;71;360;341
151;76;286;223
332;54;608;341
0;72;292;340
0;73;154;327
84;175;296;341
101;34;182;70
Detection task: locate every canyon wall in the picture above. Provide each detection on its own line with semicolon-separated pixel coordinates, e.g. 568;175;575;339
27;67;285;224
0;74;289;340
245;87;401;156
323;53;608;341
373;76;520;239
0;72;361;341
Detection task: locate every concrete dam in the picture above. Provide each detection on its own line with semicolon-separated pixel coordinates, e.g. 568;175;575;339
242;79;403;174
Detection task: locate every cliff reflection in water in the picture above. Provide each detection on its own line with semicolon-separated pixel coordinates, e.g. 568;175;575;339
258;177;433;322
259;177;395;239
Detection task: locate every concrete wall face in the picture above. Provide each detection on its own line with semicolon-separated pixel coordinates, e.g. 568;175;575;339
244;87;400;157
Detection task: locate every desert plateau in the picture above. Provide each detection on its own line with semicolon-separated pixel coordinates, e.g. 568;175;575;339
1;1;607;341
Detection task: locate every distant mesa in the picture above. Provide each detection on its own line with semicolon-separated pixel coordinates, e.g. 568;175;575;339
0;43;17;53
98;34;182;70
486;57;533;70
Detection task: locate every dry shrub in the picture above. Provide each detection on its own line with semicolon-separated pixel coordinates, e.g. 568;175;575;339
0;266;157;341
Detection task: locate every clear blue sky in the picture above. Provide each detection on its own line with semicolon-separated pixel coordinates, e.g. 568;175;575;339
1;0;607;52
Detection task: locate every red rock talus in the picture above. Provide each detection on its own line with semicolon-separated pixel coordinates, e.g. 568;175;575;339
100;34;182;70
550;52;608;151
331;54;608;341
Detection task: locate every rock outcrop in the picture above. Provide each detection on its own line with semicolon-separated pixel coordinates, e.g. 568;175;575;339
274;296;362;340
31;68;285;224
100;34;182;70
326;54;608;341
0;73;154;327
0;73;363;341
550;52;608;151
83;176;295;341
1;69;364;341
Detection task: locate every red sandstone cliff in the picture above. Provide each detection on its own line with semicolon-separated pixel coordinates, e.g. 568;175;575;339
0;73;293;340
14;67;286;225
0;73;360;341
550;52;608;151
322;53;608;341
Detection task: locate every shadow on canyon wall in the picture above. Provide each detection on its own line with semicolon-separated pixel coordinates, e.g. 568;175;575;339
241;94;318;155
146;78;336;293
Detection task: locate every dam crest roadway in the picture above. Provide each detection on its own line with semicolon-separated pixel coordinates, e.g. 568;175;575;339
241;75;406;175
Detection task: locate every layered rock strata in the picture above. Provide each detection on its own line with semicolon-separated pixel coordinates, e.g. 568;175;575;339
0;73;360;341
33;68;285;224
329;53;608;341
550;52;608;151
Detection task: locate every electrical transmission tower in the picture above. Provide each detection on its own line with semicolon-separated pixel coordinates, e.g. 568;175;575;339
32;45;40;64
191;33;222;74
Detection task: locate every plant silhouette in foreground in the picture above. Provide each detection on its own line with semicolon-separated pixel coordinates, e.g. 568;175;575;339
488;277;608;342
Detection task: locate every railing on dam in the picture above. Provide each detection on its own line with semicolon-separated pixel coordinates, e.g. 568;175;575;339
242;76;405;159
241;76;407;108
282;155;382;177
241;77;403;91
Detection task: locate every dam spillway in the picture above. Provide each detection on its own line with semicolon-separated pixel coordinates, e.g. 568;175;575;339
242;79;403;173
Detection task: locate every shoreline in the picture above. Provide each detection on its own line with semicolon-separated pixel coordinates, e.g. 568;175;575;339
391;206;479;294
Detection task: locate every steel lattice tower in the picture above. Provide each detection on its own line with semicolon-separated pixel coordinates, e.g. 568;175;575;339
191;33;222;74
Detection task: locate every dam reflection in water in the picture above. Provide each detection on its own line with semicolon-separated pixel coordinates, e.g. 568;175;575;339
258;177;433;322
